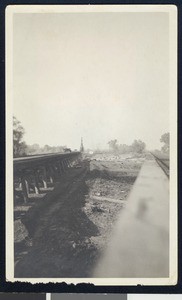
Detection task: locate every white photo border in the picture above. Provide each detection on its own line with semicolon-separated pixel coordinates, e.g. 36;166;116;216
5;4;178;285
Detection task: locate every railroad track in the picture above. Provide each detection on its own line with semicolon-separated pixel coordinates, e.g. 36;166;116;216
151;152;169;178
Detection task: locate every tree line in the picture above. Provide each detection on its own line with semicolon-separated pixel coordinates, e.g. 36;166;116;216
108;139;146;154
13;116;170;157
13;116;67;158
108;133;169;155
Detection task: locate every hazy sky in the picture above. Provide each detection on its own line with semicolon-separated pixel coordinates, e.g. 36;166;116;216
13;12;169;150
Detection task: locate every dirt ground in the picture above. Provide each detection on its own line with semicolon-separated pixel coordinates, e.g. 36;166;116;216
14;153;144;278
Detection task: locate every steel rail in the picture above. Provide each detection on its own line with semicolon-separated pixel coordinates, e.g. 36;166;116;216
150;152;169;178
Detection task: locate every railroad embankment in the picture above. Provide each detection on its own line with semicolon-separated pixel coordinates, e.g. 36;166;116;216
14;153;144;278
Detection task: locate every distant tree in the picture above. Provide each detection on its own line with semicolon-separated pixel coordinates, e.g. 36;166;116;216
108;139;119;153
27;143;41;154
160;132;169;154
13;116;28;157
131;139;146;154
57;146;66;152
119;144;132;154
26;144;67;155
154;149;162;155
43;144;53;153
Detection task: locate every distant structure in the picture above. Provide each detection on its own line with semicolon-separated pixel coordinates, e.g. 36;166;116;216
63;148;71;153
80;137;84;152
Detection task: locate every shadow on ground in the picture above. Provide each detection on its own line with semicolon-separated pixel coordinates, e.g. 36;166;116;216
15;165;100;278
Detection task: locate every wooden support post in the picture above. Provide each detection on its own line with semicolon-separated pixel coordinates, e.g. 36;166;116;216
61;161;66;172
67;159;71;168
59;160;65;173
66;159;69;168
64;160;67;169
69;160;72;168
57;161;63;176
52;164;58;179
21;173;29;203
63;160;67;170
34;169;40;194
25;180;30;193
70;159;73;167
43;179;47;189
47;165;54;183
14;184;17;201
55;162;61;177
52;162;59;180
67;159;70;168
42;166;48;188
14;185;16;195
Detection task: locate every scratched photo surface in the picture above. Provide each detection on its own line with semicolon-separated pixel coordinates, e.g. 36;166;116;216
6;5;177;284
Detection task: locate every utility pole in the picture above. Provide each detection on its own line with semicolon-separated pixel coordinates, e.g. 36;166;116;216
80;137;84;152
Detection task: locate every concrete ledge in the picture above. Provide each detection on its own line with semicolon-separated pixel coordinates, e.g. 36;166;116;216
94;158;169;278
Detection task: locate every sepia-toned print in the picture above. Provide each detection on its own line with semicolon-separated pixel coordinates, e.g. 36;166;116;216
6;5;177;285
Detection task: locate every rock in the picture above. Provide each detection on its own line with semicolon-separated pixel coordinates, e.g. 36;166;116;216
95;192;101;196
14;219;29;243
92;206;104;213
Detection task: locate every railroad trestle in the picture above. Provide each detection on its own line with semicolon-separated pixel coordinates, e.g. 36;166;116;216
13;152;81;203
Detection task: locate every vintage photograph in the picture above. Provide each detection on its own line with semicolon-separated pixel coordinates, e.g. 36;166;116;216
6;5;177;284
49;294;127;300
0;294;45;300
128;296;182;300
